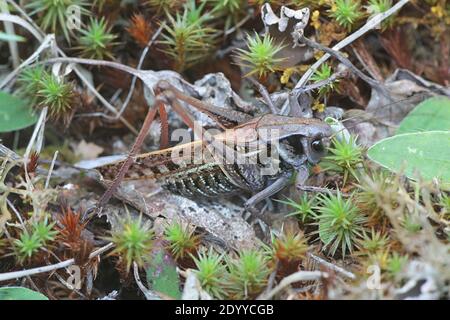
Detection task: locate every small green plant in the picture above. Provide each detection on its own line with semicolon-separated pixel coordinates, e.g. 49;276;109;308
386;252;408;279
32;219;58;244
439;193;450;217
210;0;247;30
366;249;408;282
284;1;324;9
310;63;338;96
281;194;317;223
36;72;75;119
323;135;364;184
235;33;286;79
315;191;368;257
272;228;309;264
226;249;271;299
19;66;74;119
366;0;392;15
211;0;243;15
366;0;394;30
401;214;423;234
359;228;389;254
159;0;217;71
14;232;42;262
27;0;90;42
147;0;184;14
77;17;117;59
329;0;364;31
17;66;46;104
192;248;227;299
164;221;201;260
356;169;395;219
14;218;57;262
105;215;154;272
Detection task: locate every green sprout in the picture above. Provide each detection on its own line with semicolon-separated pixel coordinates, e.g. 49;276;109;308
226;249;271;299
284;1;324;9
386;252;408;279
192;248;228;299
105;215;154;272
77;18;117;59
356;169;395;219
211;0;243;14
210;0;247;30
26;0;90;42
280;194;317;223
329;0;364;31
14;232;42;262
323;135;364;185
77;17;117;59
17;65;46;104
315;191;368;257
159;0;217;72
366;0;394;30
272;228;309;264
359;228;389;254
32;219;58;244
37;72;75;119
401;214;423;234
235;33;286;79
18;66;74;119
164;221;201;260
147;0;184;14
310;63;338;96
439;193;450;218
14;217;58;263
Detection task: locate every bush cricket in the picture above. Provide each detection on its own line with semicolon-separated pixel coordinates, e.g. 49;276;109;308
95;79;333;213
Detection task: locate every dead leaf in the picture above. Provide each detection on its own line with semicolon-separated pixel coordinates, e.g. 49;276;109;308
261;3;314;68
74;140;104;160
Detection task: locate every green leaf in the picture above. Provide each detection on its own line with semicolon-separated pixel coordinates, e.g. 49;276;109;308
146;245;181;299
0;287;49;300
0;32;26;42
0;91;37;132
367;131;450;186
397;96;450;134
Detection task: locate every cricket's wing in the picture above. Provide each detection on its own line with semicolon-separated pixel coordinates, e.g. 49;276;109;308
97;140;218;182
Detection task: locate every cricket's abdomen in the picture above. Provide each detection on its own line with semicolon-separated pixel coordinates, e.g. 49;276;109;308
97;150;242;198
163;163;240;198
97;141;276;199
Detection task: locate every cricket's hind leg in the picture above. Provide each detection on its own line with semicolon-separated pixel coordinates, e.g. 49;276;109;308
96;80;249;212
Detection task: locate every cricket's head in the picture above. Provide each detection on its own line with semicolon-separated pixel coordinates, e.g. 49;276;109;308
298;124;332;164
253;115;333;167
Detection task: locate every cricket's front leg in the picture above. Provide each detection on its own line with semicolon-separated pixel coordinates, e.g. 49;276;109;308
243;171;294;213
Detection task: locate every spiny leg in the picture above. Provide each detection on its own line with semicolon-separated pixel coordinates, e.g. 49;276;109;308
243;172;293;213
96;81;244;211
96;104;159;212
158;102;169;149
158;81;253;129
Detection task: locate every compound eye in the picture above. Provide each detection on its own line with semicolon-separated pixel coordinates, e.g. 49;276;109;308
311;139;324;153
